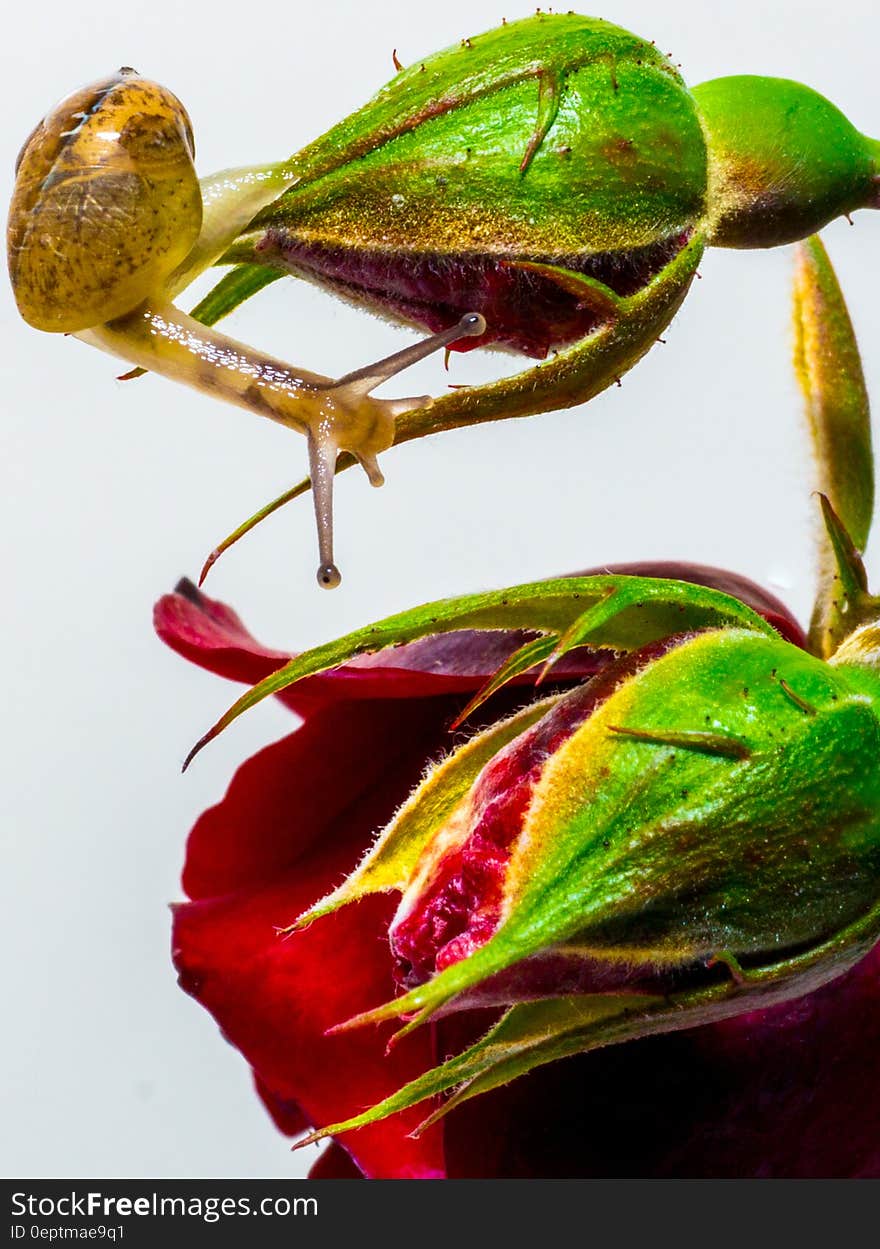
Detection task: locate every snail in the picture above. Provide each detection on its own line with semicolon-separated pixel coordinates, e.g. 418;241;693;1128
7;68;485;587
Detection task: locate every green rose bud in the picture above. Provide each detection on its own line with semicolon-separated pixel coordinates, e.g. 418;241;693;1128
356;623;880;1022
241;14;708;360
193;13;879;573
221;14;877;368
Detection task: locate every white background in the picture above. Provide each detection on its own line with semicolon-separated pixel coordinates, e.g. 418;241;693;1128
2;0;879;1177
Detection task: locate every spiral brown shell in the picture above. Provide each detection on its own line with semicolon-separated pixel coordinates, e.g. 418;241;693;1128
8;69;202;332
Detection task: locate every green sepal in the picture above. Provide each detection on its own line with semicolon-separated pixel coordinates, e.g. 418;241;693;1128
198;478;311;585
182;572;775;768
189;263;284;328
791;236;874;655
503;262;622;320
819;494;869;600
290;696;559;930
298;994;663;1146
451;635;559;727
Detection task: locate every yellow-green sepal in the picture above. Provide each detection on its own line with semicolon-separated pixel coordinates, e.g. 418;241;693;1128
290;696;559;931
183;570;774;768
791;235;874;656
390;232;704;441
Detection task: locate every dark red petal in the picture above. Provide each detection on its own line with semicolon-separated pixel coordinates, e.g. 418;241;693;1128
253;1073;307;1137
154;579;291;686
308;1144;365;1179
441;944;880;1177
175;691;464;1176
173;866;445;1179
259;230;688;358
182;698;452;899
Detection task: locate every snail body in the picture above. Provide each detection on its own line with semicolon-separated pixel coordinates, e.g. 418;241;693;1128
7;70;478;587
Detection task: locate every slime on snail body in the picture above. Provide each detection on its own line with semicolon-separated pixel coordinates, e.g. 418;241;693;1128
7;68;486;587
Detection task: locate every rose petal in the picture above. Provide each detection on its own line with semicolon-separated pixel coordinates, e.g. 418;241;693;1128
308;1143;366;1179
173;849;446;1178
174;685;466;1176
253;1073;307;1137
154;579;291;686
183;698;454;899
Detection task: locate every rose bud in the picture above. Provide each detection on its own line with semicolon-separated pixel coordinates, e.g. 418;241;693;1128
261;533;875;1145
189;12;879;572
209;15;877;381
159;564;828;1178
167;516;880;1160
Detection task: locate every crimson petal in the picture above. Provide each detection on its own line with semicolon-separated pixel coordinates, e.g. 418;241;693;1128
160;559;811;1177
183;698;452;899
174;686;470;1176
174;884;445;1178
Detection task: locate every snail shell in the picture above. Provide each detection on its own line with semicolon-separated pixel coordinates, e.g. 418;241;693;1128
8;68;202;332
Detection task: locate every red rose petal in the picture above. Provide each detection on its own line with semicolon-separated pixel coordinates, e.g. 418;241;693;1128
154;579;291;685
308;1143;366;1179
173;851;446;1178
183;698;453;899
174;687;464;1176
253;1073;307;1137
